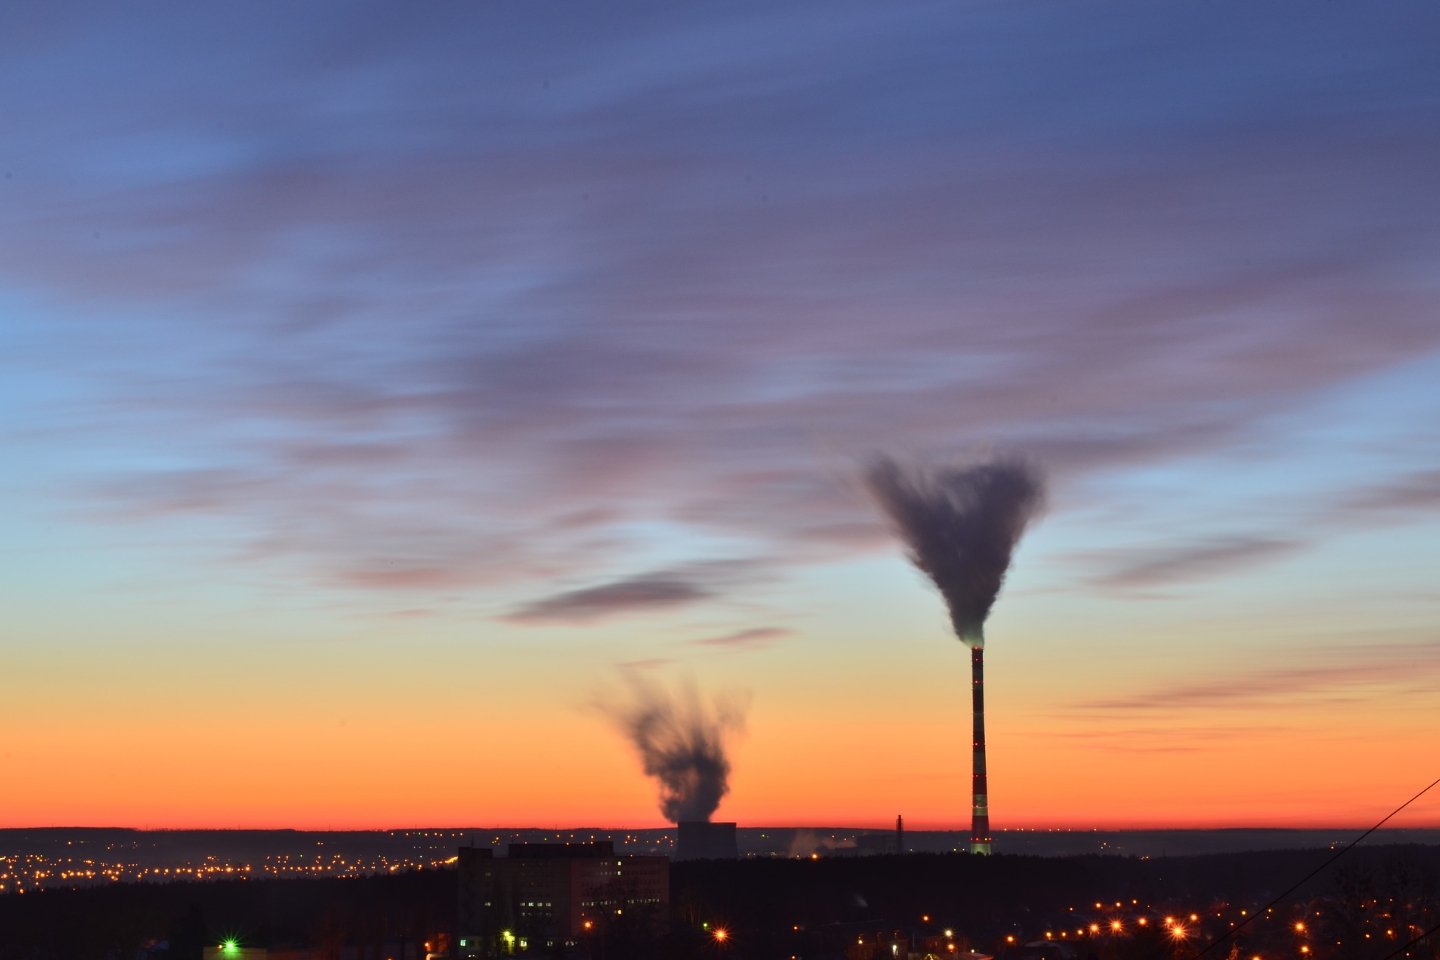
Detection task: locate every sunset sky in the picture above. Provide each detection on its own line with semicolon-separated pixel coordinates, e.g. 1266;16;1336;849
4;2;1439;831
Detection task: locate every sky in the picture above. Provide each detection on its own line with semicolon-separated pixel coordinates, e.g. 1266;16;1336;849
3;1;1439;832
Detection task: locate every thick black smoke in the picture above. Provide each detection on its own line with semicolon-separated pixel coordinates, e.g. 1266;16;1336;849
602;674;747;823
866;456;1045;645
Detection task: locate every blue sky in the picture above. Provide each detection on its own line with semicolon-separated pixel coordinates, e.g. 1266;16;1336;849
3;1;1438;828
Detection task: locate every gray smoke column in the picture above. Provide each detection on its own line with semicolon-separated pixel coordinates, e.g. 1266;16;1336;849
865;456;1045;647
865;455;1044;855
602;674;747;823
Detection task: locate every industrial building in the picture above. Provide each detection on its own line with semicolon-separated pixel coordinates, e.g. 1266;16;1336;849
457;842;668;959
674;821;737;861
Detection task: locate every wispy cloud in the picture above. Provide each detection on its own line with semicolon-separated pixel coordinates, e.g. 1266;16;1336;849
9;1;1440;609
1335;470;1440;516
615;658;672;671
693;627;791;650
1026;722;1297;755
1073;640;1440;715
1087;537;1301;591
506;571;713;624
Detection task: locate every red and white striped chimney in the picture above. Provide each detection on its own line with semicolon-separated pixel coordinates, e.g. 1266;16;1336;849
970;644;991;855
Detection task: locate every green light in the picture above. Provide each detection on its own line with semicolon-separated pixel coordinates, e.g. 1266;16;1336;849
222;942;238;954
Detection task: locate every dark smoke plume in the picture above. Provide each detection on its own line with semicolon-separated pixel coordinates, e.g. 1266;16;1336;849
866;456;1045;645
601;674;747;823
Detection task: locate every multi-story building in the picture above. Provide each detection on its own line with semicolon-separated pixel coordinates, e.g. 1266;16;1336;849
457;842;668;959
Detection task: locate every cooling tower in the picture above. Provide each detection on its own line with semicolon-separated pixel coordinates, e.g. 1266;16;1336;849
675;821;738;861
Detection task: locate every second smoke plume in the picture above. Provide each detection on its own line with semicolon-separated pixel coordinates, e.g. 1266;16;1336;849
602;674;747;823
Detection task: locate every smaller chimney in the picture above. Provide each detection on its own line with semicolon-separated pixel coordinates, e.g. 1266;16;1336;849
896;815;904;855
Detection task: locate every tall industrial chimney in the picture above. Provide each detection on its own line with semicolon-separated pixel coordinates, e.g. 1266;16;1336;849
970;644;991;854
864;456;1043;859
895;814;904;855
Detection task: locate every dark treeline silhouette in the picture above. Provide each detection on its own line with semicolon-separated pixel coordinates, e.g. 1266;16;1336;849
0;845;1435;960
0;869;453;960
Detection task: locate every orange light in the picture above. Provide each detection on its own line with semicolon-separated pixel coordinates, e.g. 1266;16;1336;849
714;928;729;943
1110;920;1123;933
1170;925;1188;941
1294;922;1306;933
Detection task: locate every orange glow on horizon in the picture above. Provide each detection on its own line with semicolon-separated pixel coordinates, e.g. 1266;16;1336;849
3;641;1438;831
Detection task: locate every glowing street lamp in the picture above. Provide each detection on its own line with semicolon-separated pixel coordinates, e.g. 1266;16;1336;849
713;928;730;944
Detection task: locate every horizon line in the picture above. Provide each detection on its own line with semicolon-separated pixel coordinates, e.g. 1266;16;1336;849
5;822;1439;833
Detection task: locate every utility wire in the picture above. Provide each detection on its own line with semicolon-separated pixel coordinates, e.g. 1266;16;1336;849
1374;919;1440;960
1188;776;1440;960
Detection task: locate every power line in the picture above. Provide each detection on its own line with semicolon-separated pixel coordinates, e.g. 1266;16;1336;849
1188;775;1440;960
1374;919;1440;960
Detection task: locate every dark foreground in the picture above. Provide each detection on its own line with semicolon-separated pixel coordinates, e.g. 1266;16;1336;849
0;844;1436;960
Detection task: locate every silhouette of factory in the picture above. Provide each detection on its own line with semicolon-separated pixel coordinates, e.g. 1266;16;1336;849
674;821;738;861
